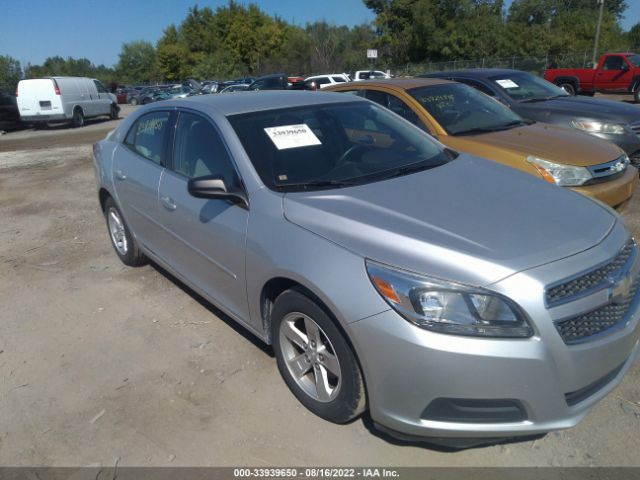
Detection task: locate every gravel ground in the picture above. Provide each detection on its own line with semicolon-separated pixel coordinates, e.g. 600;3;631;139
0;99;639;467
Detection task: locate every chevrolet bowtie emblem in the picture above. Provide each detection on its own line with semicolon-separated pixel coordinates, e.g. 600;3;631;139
609;272;633;304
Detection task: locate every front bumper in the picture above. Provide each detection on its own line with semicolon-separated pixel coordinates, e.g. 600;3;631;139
572;166;638;209
348;226;640;440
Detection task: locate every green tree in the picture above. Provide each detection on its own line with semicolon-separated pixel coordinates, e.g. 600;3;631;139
0;55;21;92
116;40;158;84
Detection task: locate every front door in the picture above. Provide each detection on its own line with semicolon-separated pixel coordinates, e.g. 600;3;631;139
155;110;250;321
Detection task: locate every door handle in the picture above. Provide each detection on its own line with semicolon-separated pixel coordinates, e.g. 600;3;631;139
115;169;126;181
160;195;177;211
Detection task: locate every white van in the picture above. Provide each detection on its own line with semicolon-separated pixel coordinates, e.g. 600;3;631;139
16;77;119;127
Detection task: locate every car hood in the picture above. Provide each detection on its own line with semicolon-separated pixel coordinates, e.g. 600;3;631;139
514;96;640;122
283;155;616;287
449;123;623;166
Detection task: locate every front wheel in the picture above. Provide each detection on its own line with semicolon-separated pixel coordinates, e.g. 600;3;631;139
109;104;119;120
104;197;147;267
272;289;366;424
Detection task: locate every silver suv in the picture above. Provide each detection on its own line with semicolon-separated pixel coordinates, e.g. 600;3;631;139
92;92;640;446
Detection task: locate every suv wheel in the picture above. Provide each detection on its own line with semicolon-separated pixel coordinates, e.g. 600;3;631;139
272;289;366;424
104;197;147;267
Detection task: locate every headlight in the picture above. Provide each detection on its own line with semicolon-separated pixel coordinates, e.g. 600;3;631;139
366;261;533;338
526;156;592;186
571;120;627;135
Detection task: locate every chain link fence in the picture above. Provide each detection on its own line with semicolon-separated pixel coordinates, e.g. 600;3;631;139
389;51;601;77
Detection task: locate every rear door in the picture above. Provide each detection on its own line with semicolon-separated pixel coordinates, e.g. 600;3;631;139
155;110;250;321
112;110;172;255
16;79;61;118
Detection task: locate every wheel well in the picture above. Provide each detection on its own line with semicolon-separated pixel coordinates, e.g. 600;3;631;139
260;277;342;344
99;188;111;212
555;77;579;90
73;105;83;115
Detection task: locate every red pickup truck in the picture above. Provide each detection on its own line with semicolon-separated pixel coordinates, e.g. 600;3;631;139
544;52;640;102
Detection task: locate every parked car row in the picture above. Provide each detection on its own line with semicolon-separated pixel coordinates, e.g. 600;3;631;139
93;62;640;448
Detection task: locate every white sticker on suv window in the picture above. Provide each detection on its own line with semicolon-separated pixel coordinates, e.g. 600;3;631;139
264;124;321;150
496;79;519;89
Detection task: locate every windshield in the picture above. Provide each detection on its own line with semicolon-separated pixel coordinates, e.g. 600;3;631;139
409;83;526;135
489;72;568;102
628;54;640;68
228;102;451;191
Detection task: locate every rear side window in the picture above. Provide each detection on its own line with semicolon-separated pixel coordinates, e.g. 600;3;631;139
124;111;171;165
332;76;347;83
363;90;423;128
316;77;331;85
171;111;239;185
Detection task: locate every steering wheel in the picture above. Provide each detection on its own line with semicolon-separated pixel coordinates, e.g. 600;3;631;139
334;144;369;169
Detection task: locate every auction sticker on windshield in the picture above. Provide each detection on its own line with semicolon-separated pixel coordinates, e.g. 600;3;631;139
496;79;519;89
264;124;322;150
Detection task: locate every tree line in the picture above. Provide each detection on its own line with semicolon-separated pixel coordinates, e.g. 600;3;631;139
2;0;640;92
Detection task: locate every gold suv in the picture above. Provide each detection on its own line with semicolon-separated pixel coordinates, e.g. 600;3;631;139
327;78;637;209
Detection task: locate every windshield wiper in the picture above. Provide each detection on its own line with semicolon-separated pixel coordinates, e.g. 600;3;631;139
455;120;526;135
275;179;361;191
520;94;566;103
374;160;446;181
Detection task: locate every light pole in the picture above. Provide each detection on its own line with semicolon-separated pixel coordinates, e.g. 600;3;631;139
591;0;605;66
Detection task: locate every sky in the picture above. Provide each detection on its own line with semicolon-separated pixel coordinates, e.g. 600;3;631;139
1;0;639;68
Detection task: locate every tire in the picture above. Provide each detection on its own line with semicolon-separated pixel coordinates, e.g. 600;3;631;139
72;108;84;128
272;288;366;424
558;82;576;96
142;98;151;105
130;97;138;106
104;197;147;267
634;85;640;104
109;104;119;120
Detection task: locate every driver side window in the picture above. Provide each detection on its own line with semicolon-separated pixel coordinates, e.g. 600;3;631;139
172;112;239;186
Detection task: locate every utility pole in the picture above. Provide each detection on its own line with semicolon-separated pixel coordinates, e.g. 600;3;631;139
591;0;605;66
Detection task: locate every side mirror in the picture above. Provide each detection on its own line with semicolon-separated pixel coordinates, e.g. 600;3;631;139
621;63;630;71
187;175;249;209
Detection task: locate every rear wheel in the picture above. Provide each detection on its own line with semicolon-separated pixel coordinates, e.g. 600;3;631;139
104;197;147;267
272;289;366;424
634;85;640;103
130;97;138;106
558;82;576;96
72;108;84;128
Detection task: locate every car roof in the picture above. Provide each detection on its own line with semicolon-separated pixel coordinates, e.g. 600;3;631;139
158;90;369;116
422;69;525;79
333;77;454;89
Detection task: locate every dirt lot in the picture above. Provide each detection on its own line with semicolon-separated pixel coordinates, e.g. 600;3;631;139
1;100;640;467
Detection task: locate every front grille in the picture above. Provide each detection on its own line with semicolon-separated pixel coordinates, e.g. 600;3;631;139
630;150;640;170
586;155;629;181
630;121;640;136
546;239;636;306
555;274;640;344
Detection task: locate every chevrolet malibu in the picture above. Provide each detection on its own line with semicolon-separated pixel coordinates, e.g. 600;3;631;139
92;92;640;446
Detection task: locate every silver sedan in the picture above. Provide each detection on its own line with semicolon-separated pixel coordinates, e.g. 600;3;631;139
92;91;640;447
